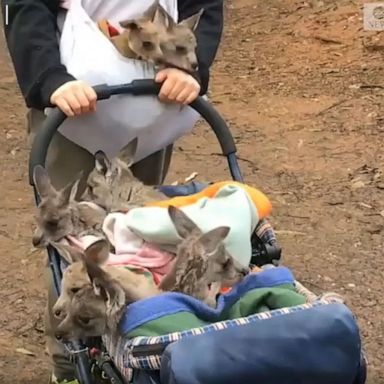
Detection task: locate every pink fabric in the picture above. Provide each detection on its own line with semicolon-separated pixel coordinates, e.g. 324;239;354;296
110;243;175;285
101;212;176;284
65;233;175;285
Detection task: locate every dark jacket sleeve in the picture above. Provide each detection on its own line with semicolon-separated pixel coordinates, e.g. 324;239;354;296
178;0;224;95
1;0;76;110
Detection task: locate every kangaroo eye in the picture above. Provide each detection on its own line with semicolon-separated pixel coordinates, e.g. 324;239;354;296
86;185;95;198
46;219;59;228
222;259;232;269
71;287;80;294
142;41;154;50
78;316;91;325
176;45;187;53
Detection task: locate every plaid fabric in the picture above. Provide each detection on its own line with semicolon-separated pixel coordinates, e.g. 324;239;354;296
102;333;133;381
255;218;277;244
104;293;341;373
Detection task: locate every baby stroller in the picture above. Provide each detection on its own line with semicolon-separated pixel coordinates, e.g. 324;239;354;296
29;79;367;384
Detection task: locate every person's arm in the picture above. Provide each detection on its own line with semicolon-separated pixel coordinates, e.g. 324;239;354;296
178;0;224;95
1;0;75;110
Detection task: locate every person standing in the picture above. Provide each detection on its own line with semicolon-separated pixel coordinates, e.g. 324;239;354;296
1;0;224;382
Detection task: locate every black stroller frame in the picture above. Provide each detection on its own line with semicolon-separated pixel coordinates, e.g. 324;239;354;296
28;79;282;384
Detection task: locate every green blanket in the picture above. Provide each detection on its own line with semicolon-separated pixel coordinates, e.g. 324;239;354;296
127;283;306;338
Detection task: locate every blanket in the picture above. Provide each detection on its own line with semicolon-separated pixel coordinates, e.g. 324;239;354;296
146;181;272;220
157;182;210;197
67;182;272;282
119;267;307;337
67;233;173;285
116;182;271;267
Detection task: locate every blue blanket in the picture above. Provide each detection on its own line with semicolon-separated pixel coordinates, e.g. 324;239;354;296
119;267;295;334
157;182;209;197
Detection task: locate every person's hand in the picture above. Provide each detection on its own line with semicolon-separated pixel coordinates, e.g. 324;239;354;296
155;68;200;105
50;80;97;117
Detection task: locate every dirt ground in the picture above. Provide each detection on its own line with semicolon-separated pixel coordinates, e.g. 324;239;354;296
1;0;384;382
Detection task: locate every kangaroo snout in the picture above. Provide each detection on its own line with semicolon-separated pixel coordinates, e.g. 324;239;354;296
191;61;198;70
55;330;64;341
32;228;47;248
55;325;71;342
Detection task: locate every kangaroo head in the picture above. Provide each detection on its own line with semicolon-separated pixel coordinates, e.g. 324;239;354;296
55;249;126;341
51;239;110;321
116;2;204;73
160;206;248;305
32;165;81;247
83;137;139;211
168;205;244;282
159;8;203;73
117;0;167;63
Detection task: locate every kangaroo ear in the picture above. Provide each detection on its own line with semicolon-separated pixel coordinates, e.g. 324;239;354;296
198;226;230;253
168;205;201;239
84;257;108;288
179;9;204;31
154;4;175;29
58;171;83;204
142;0;160;21
50;241;84;264
119;19;140;30
120;0;159;26
33;165;56;199
85;259;125;312
84;238;110;265
94;150;113;176
117;137;138;167
93;276;126;321
77;202;107;226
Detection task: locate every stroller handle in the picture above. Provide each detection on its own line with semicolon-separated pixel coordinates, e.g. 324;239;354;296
28;79;243;185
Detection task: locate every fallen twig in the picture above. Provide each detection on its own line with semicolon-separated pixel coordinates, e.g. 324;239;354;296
184;172;198;183
313;35;344;45
16;348;35;357
284;214;310;220
237;156;257;167
274;230;307;236
316;99;348;116
359;84;384;90
170;171;199;186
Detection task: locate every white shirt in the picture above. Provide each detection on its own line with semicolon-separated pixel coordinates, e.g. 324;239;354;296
54;0;200;163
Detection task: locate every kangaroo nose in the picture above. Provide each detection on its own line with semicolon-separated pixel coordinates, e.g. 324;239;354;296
241;267;250;276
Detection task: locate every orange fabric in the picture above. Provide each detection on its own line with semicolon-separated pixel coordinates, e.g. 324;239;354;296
98;19;111;37
97;19;119;38
145;181;272;220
